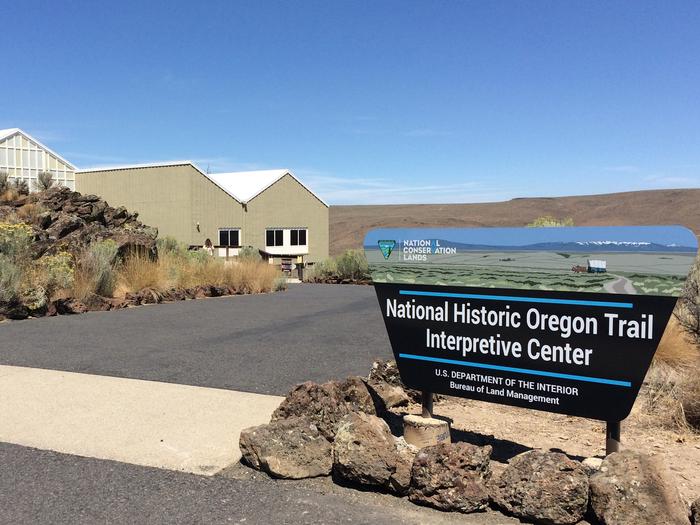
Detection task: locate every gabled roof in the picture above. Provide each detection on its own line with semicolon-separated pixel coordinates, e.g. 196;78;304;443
0;128;77;170
208;169;328;207
77;161;328;207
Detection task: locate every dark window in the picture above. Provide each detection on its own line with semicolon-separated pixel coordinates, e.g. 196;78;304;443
266;229;284;247
218;229;240;247
290;229;307;246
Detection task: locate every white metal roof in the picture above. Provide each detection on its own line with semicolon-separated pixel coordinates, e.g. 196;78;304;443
78;161;328;207
0;128;77;170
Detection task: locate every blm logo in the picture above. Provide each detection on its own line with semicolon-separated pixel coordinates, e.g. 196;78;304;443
378;240;396;260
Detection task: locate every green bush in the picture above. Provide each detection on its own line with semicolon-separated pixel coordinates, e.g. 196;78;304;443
36;171;55;191
238;246;262;262
527;215;574;227
308;258;337;281
336;249;370;280
0;172;8;193
0;222;33;264
0;255;21;303
156;236;185;256
273;276;288;292
74;240;119;299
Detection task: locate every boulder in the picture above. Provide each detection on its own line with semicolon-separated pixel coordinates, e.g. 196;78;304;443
53;298;88;315
239;417;332;479
332;412;408;491
368;359;436;404
589;450;690;525
691;498;700;525
409;442;492;513
272;376;376;440
82;294;113;312
389;437;419;495
0;302;30;320
490;450;589;525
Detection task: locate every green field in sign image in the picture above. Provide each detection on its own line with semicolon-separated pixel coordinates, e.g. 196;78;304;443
366;249;694;296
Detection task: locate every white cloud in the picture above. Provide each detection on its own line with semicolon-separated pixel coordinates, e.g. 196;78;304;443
602;165;640;173
643;174;699;187
296;171;526;205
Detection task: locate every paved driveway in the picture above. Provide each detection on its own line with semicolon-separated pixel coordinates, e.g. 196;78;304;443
0;284;392;395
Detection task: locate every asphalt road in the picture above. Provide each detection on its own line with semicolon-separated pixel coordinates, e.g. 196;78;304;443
0;442;520;525
0;285;524;524
0;284;392;396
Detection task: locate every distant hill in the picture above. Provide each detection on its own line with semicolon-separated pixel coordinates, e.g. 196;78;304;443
331;188;700;255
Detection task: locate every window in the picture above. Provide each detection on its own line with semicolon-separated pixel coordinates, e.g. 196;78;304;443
266;229;284;247
218;228;240;247
290;228;307;246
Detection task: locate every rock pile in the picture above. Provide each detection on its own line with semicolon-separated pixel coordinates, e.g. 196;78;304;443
239;360;699;525
0;186;158;259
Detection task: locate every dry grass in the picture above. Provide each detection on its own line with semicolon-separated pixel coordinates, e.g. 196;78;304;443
16;203;45;222
637;362;692;432
655;316;699;367
118;254;168;293
0;189;19;203
679;372;700;430
117;252;282;295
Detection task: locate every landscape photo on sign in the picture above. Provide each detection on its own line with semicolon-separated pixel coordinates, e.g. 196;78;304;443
363;226;698;422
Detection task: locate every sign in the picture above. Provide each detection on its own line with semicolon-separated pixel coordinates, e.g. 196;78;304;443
364;226;698;421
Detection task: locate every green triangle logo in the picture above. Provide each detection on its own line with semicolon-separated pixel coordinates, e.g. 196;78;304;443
378;240;396;260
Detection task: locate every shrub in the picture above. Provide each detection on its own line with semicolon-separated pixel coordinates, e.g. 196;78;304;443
38;252;74;298
335;249;370;280
238;246;262;262
73;240;119;299
527;215;574;227
36;171;54;191
679;372;700;431
0;171;8;193
273;276;288;292
676;255;700;346
0;255;21;303
12;178;29;195
156;236;185;256
0;222;33;262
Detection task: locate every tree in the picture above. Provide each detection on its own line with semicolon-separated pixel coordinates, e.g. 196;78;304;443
0;171;8;193
36;171;55;191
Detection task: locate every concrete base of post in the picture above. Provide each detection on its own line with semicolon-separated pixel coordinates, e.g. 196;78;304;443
403;414;451;448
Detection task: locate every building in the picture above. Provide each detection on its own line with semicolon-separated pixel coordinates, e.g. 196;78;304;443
76;161;329;265
0;128;77;190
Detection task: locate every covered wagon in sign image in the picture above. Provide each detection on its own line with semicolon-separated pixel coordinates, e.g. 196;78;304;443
587;259;607;273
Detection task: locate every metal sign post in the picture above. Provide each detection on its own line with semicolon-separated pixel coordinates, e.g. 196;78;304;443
606;421;621;455
421;390;433;418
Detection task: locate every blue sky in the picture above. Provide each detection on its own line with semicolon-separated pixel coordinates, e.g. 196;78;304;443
364;226;699;249
2;1;699;205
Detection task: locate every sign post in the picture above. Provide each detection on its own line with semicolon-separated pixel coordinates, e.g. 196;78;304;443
365;226;697;453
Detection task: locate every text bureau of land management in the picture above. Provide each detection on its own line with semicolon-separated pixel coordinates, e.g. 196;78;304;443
385;298;655;368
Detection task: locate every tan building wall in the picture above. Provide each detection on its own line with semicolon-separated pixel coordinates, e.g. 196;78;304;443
76;164;196;243
76;164;329;263
244;174;329;263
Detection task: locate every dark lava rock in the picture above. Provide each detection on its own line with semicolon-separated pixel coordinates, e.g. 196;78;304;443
490;450;589;525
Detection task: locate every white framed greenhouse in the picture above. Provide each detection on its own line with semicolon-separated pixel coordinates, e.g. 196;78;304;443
0;128;76;191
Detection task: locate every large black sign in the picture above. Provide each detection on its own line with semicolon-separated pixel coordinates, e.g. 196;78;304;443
365;226;697;421
375;283;676;421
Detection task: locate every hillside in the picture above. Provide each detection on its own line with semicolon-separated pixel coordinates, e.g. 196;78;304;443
330;188;700;255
